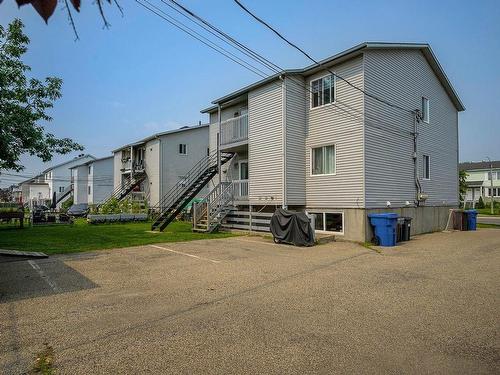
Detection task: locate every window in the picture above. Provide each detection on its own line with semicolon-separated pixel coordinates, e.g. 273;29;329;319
88;165;92;174
487;171;500;180
311;212;343;234
423;154;430;180
311;74;335;108
179;144;187;155
311;145;336;175
421;97;429;123
88;185;91;195
59;186;64;193
488;188;499;197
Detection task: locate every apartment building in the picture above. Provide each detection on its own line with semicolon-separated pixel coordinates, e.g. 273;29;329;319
196;42;464;241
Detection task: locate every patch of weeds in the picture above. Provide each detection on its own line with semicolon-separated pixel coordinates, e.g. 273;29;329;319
360;241;381;254
31;343;55;374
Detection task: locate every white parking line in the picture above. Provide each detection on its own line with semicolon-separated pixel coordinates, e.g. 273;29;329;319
149;245;221;264
28;260;61;292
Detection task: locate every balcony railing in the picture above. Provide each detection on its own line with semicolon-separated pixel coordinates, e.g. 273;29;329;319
232;179;248;200
220;114;248;146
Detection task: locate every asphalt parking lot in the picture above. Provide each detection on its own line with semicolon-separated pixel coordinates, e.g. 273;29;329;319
1;230;499;374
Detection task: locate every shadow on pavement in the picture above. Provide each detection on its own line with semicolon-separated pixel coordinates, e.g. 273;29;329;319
0;256;98;303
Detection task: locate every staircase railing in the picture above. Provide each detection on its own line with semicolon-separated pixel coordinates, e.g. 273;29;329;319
193;181;234;232
55;184;73;203
98;172;146;209
151;151;232;219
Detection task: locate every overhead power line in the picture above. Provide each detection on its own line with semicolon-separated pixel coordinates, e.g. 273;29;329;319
136;0;413;138
232;0;416;115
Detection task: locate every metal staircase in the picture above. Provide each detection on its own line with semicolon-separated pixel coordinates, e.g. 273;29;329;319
193;181;234;232
99;172;147;208
55;184;73;204
151;151;234;232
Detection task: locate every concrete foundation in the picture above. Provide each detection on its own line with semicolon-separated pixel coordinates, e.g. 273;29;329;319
364;206;456;243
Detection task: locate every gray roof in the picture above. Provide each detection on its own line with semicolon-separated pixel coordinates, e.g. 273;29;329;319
459;161;500;171
112;123;209;153
201;42;465;113
41;154;95;174
70;155;113;169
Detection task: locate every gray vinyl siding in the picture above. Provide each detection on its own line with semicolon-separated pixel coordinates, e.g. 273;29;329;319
90;158;113;204
248;81;283;204
364;50;459;208
285;76;306;206
305;55;365;209
160;126;210;203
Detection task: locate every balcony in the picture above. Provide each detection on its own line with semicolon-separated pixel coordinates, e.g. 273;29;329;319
220;114;248;147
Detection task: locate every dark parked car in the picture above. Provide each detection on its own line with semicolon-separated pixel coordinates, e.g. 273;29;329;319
67;203;89;217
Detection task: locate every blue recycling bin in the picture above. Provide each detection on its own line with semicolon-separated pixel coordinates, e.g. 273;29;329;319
368;213;398;246
464;209;478;231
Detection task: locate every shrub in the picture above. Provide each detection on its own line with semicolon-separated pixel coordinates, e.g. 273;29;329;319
476;196;485;209
60;197;73;212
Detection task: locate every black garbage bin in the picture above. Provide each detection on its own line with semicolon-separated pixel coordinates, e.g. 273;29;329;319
397;217;412;242
401;217;412;241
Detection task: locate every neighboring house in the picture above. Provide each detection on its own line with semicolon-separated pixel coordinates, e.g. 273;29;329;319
70;156;114;205
41;154;95;208
111;124;209;207
460;161;500;204
19;175;50;207
196;42;464;241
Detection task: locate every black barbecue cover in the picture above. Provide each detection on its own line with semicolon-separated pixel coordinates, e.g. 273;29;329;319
270;208;315;247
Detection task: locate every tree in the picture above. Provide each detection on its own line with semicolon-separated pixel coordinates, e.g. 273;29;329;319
0;0;123;39
459;170;468;207
0;19;83;172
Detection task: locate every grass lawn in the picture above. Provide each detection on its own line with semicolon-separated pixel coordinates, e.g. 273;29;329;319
477;223;500;229
0;219;237;255
476;207;500;215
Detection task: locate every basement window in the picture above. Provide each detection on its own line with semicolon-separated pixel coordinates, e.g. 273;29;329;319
311;74;335;108
179;144;187;155
310;212;344;234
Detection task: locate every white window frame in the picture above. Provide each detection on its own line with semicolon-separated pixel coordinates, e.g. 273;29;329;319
422;96;430;123
88;165;92;174
308;211;344;235
422;154;431;180
310;73;337;109
178;144;187;155
310;144;336;176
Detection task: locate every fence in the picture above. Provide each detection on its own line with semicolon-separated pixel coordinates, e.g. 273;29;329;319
222;210;272;232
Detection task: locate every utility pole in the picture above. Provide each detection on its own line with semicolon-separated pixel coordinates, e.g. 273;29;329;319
486;156;494;214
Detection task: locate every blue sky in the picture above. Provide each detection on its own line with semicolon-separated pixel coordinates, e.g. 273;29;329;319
1;0;499;187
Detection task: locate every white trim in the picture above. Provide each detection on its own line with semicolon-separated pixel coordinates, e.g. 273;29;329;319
310;144;337;176
310;73;337;110
422;154;431;180
422;96;430;123
307;210;344;235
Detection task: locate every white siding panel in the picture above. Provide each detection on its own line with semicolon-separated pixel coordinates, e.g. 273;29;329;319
364;50;459;208
248;82;283;204
305;56;365;208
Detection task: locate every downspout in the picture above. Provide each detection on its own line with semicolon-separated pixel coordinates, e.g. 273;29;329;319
281;75;287;209
413;110;422;206
217;104;222;186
